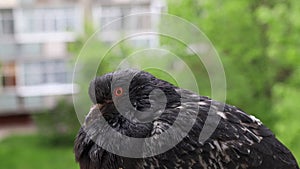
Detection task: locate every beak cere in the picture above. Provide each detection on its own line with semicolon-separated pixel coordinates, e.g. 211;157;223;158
96;103;104;110
89;101;112;114
89;104;104;112
86;101;113;122
84;104;104;126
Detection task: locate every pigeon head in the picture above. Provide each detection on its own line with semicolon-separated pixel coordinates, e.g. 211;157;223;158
88;69;181;124
89;69;150;105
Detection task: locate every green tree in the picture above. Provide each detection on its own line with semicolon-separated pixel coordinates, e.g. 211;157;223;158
167;0;300;163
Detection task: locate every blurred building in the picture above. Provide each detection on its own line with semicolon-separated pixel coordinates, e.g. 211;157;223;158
0;0;166;116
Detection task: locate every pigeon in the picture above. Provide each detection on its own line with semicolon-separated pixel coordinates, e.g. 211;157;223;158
74;69;299;169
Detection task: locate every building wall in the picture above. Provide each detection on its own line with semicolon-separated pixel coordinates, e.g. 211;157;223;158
0;0;166;115
0;1;82;114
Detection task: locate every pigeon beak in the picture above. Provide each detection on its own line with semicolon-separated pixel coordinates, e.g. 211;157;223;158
89;100;113;116
89;104;104;113
96;103;104;110
90;100;112;112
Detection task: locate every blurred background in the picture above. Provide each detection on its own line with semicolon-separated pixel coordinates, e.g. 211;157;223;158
0;0;299;168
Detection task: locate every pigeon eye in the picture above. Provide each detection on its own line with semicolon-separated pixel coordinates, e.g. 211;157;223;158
114;87;124;97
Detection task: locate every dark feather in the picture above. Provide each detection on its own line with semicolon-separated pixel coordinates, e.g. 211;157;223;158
74;69;299;169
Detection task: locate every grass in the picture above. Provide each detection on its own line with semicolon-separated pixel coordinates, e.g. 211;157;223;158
0;134;80;169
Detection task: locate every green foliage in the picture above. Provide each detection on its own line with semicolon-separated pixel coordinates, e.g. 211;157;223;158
33;99;80;146
168;0;300;164
272;68;300;160
0;135;79;169
168;0;273;123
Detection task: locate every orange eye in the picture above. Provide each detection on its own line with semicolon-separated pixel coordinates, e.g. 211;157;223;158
114;87;124;97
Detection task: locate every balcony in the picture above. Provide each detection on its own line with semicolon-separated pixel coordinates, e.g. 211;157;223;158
14;6;83;43
92;4;162;48
0;59;77;114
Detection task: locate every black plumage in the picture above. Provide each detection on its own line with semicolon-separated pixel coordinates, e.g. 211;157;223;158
74;69;299;169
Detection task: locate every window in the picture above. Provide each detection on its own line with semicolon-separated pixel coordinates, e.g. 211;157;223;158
0;9;14;35
98;5;151;31
20;43;42;57
0;93;18;111
0;43;17;56
19;0;35;5
124;7;152;31
24;96;43;109
0;43;41;58
100;7;122;30
1;62;16;87
19;7;78;33
21;59;72;86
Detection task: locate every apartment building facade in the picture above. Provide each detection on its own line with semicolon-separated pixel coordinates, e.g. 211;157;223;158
0;0;165;115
